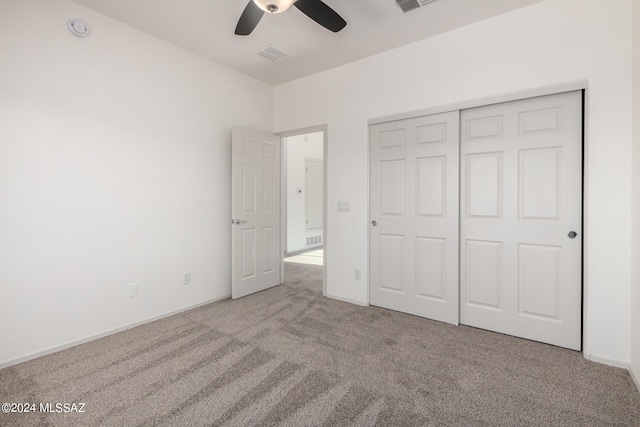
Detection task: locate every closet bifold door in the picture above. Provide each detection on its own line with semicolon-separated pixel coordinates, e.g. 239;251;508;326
459;91;583;350
369;111;460;325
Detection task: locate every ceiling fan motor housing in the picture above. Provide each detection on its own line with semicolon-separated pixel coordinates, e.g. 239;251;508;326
253;0;293;14
236;0;346;36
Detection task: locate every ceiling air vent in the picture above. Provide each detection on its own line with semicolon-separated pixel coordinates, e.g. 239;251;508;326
257;45;288;62
395;0;439;13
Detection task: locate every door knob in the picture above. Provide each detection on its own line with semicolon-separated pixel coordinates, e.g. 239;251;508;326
234;219;248;225
371;220;377;226
568;231;577;239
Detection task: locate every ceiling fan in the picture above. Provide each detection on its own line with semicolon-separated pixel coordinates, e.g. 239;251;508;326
235;0;347;36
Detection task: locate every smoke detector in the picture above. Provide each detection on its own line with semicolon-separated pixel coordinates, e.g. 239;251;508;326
67;19;90;37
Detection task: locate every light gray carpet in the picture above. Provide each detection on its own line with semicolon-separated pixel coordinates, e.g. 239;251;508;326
1;262;639;426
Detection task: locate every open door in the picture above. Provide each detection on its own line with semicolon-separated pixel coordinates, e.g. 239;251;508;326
232;128;281;299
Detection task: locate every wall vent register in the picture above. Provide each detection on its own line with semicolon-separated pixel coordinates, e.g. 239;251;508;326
395;0;440;13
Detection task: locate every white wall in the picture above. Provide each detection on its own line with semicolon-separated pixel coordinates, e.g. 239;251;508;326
274;0;634;365
630;0;640;388
285;132;324;253
0;0;273;366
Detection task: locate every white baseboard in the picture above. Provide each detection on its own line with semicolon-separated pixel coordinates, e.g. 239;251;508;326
324;292;368;307
0;294;230;370
630;364;640;393
583;352;630;369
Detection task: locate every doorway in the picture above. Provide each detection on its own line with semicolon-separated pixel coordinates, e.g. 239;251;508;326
280;128;327;295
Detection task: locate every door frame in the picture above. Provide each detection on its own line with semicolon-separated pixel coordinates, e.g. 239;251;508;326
367;80;589;353
278;124;328;296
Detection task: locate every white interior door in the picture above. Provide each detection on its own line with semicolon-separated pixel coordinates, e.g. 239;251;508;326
369;111;460;325
232;128;281;299
460;91;583;350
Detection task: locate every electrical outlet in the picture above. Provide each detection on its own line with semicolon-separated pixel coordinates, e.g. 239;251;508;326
354;269;361;280
184;272;191;285
128;283;138;298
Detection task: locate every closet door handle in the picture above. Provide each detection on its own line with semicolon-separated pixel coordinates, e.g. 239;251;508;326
371;220;377;227
568;231;577;239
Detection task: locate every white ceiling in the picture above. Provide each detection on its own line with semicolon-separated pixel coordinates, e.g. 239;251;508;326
69;0;545;86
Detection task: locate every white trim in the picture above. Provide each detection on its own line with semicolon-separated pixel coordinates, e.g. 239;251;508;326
366;119;371;306
280;136;288;283
583;352;630;370
369;80;589;125
322;129;328;297
0;294;230;369
630;364;640;393
581;88;591;357
325;292;369;307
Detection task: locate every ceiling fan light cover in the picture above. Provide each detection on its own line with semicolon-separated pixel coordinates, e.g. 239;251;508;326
252;0;294;13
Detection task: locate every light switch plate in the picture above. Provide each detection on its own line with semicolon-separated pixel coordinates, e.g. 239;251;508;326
337;201;350;212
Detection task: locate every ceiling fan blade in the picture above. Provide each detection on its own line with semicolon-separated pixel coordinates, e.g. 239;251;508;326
235;1;265;35
293;0;346;33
